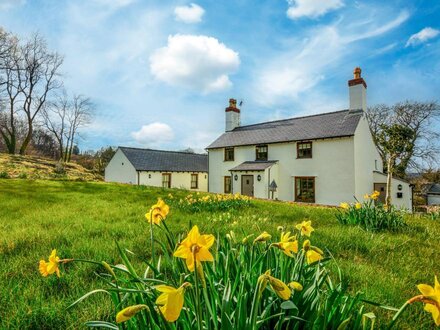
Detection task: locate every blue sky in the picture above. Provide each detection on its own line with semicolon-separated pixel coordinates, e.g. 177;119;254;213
0;0;439;152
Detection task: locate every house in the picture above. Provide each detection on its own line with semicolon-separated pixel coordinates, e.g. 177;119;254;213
206;68;413;209
421;183;440;205
105;147;208;191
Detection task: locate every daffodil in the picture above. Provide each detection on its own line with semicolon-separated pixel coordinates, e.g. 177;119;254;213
339;202;350;210
271;232;298;257
259;270;291;300
355;202;362;209
116;304;148;323
288;281;303;292
155;283;191;322
302;240;323;265
39;249;60;277
295;221;314;237
253;231;271;243
173;225;215;271
145;198;170;224
417;276;440;326
370;191;380;200
363;193;370;199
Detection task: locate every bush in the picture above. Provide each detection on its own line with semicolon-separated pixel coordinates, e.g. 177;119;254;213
336;191;406;232
0;171;10;179
18;172;28;179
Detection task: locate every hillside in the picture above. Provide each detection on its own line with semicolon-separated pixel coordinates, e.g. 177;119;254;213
0;153;102;181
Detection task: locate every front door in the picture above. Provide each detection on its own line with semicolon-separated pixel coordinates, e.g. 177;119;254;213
373;183;386;204
241;175;254;197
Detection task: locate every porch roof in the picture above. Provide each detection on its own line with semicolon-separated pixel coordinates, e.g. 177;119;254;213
229;161;278;172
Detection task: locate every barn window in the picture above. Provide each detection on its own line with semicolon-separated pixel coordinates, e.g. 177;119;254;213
224;176;232;194
224;147;234;161
297;142;312;159
162;173;171;188
256;145;268;161
191;173;198;189
294;177;315;203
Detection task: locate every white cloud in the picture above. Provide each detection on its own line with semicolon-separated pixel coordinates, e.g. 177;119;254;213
0;0;25;10
406;27;440;47
150;34;239;93
174;3;204;24
131;123;174;146
286;0;343;19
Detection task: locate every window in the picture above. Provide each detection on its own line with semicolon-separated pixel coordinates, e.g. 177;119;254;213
256;145;268;161
224;147;234;161
162;173;171;188
297;142;312;159
191;173;198;189
224;176;232;194
294;177;315;203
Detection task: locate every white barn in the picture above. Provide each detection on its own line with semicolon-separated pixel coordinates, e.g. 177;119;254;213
206;68;413;209
105;147;208;191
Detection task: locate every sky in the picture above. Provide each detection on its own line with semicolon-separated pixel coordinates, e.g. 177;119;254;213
0;0;439;152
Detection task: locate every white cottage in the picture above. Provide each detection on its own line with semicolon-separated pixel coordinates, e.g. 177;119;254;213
105;147;208;191
206;68;413;209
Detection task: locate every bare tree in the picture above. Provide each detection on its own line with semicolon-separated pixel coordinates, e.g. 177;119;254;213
366;101;440;177
43;92;93;162
18;34;63;155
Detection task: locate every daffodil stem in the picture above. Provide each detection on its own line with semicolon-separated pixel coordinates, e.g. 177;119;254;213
203;285;218;330
193;253;203;330
387;301;410;329
149;210;155;275
249;279;262;330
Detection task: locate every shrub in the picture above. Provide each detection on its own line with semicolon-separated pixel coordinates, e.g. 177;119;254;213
336;191;406;232
0;171;10;179
18;172;28;179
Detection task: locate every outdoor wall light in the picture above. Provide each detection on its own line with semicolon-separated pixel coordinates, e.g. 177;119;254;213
234;175;238;181
397;184;402;191
148;174;151;179
257;175;262;181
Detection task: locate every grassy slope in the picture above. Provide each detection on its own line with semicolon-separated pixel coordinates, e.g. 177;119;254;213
0;179;439;329
0;154;101;181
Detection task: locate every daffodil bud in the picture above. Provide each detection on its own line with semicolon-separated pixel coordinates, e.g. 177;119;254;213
101;261;116;279
288;281;303;292
116;304;148;323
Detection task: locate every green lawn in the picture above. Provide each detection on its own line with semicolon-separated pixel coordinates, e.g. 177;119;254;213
0;179;439;329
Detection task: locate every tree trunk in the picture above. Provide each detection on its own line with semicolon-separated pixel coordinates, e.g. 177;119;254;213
19;120;33;155
385;157;393;207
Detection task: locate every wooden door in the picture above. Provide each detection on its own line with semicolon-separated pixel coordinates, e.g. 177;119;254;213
373;183;386;204
241;175;254;197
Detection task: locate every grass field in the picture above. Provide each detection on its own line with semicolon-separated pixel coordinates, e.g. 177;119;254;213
0;179;439;329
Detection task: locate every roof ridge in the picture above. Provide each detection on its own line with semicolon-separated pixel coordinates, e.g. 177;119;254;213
119;146;207;156
233;109;351;130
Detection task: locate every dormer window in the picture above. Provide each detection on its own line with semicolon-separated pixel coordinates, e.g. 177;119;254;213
256;145;268;161
224;147;234;161
297;141;312;159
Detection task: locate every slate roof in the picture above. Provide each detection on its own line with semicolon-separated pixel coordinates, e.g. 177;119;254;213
206;109;363;149
119;147;208;172
422;183;440;195
230;161;278;171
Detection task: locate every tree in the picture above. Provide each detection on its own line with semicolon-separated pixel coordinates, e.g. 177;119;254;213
376;124;415;206
94;146;116;174
366;101;440;177
19;34;63;155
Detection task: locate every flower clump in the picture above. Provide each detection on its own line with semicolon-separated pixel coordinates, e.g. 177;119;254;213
169;192;251;212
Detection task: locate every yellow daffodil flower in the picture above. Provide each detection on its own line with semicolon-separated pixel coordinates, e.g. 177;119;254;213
242;234;254;244
39;249;60;277
370;191;380;200
302;240;323;265
271;232;298;257
288;281;303;292
339;202;350;209
145;198;170;224
259;270;291;300
363;193;370;199
295;221;314;237
355;202;362;209
417;276;440;326
173;225;215;271
155;283;191;322
253;231;272;243
116;304;148;323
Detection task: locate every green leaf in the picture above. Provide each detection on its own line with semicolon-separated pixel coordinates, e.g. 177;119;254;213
84;321;119;329
67;289;111;310
337;317;352;330
280;300;298;310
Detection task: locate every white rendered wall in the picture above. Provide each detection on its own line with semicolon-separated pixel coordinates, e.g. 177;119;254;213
349;84;366;111
226;111;240;131
354;115;383;201
139;171;208;191
105;149;137;184
372;172;412;210
209;138;356;205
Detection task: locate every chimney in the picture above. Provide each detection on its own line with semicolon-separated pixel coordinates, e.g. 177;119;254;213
348;67;367;111
225;98;240;131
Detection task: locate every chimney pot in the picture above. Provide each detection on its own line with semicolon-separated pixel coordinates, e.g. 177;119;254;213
229;98;237;108
225;98;240;131
353;67;361;79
